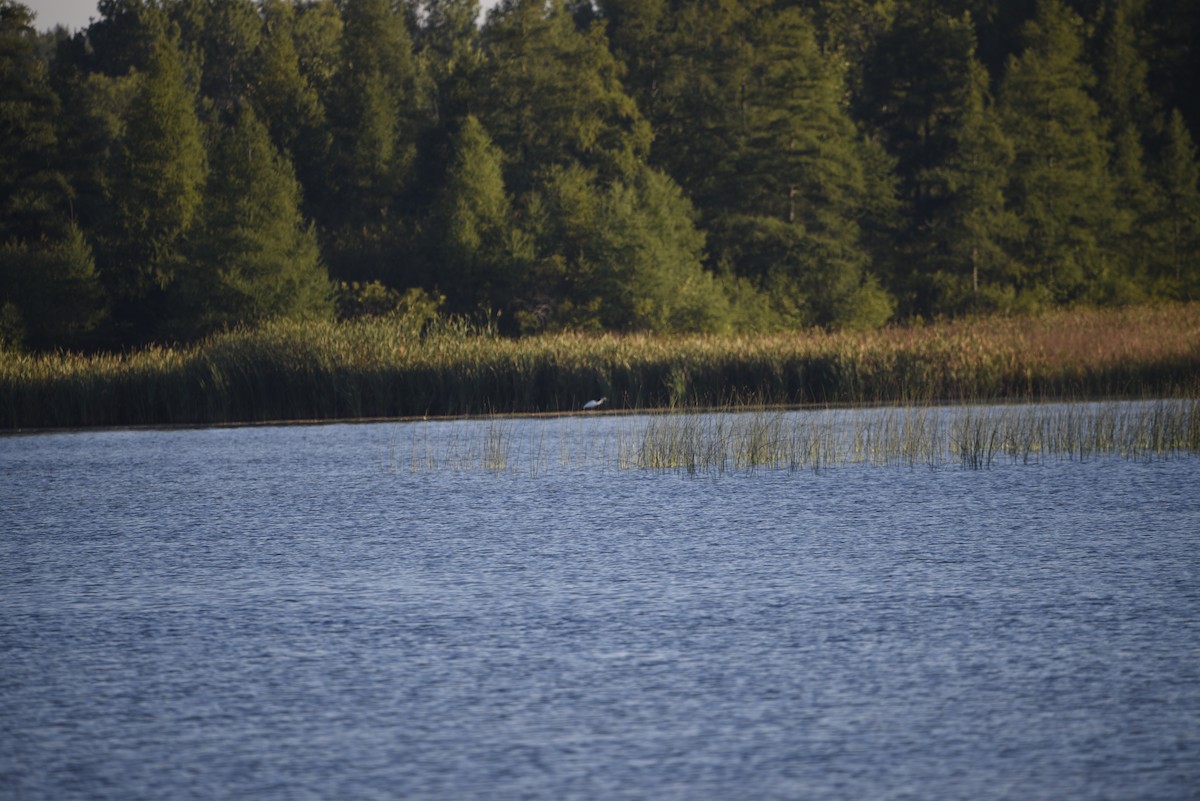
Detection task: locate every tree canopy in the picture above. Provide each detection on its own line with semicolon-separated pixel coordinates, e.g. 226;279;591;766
2;0;1197;350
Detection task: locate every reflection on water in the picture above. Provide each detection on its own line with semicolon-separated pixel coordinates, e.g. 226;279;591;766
2;406;1199;800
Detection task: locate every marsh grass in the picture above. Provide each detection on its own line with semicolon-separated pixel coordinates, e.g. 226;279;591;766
399;398;1199;475
2;304;1198;430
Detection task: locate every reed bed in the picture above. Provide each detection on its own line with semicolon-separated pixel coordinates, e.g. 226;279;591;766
2;303;1198;430
398;399;1200;475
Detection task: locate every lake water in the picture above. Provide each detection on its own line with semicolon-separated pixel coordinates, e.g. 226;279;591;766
3;410;1199;800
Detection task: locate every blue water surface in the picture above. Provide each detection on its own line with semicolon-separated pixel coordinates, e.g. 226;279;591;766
2;415;1198;800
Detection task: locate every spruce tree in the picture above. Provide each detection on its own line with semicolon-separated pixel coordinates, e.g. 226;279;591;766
106;13;205;340
997;0;1120;305
648;1;889;328
0;2;107;349
418;0;481;125
0;225;106;349
929;53;1019;313
1095;0;1158;140
477;0;651;192
322;0;421;283
1149;109;1200;298
0;0;65;243
253;0;327;204
861;6;1018;314
171;106;330;338
432;114;516;313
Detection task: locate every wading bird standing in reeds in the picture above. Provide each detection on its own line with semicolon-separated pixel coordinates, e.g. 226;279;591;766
583;397;607;410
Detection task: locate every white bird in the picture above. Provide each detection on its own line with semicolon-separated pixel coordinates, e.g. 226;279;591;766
583;397;607;410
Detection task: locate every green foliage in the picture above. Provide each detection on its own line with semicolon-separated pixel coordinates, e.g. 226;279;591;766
0;0;67;243
997;0;1121;305
319;0;421;283
432;115;515;312
582;166;729;333
194;0;261;110
107;16;205;313
477;0;651;190
864;7;1019;315
5;0;1200;354
1149;110;1200;299
169;106;330;338
0;225;106;349
417;0;482;124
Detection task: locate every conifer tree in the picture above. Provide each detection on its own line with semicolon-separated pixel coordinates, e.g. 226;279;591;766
0;0;66;243
477;0;650;192
106;13;205;340
432;114;516;313
0;2;106;349
292;0;343;103
0;225;106;349
595;0;668;119
418;0;481;125
253;0;327;202
1095;0;1158;140
997;0;1120;305
322;0;421;283
195;0;261;112
1149;109;1200;298
861;6;1017;314
928;53;1018;312
85;0;160;77
647;1;889;328
170;106;330;338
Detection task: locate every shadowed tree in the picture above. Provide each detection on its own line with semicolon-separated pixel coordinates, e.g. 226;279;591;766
0;1;105;349
321;0;421;284
477;0;651;192
105;12;205;341
997;0;1120;306
170;106;330;339
860;6;1018;315
253;0;328;202
1148;109;1200;299
430;114;518;313
0;0;66;243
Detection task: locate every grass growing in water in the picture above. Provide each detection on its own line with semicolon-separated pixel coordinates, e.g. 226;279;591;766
396;398;1199;475
2;304;1198;430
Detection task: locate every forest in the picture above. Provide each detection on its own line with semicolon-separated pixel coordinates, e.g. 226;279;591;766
2;0;1199;352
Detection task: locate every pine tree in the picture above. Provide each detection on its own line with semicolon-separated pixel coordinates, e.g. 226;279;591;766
321;0;421;283
861;6;1018;314
1095;0;1158;139
432;114;516;313
195;0;261;112
0;0;67;243
253;0;328;204
477;0;651;192
0;225;106;349
106;14;205;336
418;0;482;125
929;52;1019;313
997;0;1120;305
170;106;330;338
1149;109;1200;298
648;2;889;328
595;0;668;118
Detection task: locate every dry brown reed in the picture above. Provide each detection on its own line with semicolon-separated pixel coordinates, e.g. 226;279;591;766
2;304;1198;430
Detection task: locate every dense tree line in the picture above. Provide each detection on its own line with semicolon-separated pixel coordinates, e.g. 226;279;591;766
1;0;1198;349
